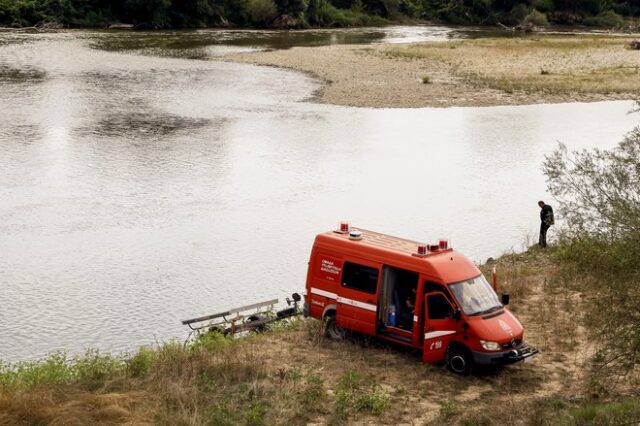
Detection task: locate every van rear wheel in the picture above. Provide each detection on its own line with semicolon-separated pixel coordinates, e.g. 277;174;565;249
447;346;472;375
324;315;345;340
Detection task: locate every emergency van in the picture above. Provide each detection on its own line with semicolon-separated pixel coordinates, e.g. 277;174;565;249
303;224;538;374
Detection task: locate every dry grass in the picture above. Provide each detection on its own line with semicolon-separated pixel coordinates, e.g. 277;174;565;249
381;36;640;96
227;34;640;108
1;249;638;425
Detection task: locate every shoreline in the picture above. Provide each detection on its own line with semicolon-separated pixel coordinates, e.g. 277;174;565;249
223;35;640;109
1;249;639;424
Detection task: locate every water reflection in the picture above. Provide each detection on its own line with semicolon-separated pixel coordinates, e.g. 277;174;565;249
85;26;479;58
0;29;637;362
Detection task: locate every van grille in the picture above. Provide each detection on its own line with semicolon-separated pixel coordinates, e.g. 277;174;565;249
502;339;522;349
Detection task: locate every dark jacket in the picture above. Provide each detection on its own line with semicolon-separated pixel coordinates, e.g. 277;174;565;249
540;204;554;226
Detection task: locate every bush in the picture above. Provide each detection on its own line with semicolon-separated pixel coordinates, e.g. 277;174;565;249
306;0;385;26
543;126;640;239
509;3;530;23
583;10;625;28
532;0;554;13
543;115;640;384
524;9;548;26
249;0;278;26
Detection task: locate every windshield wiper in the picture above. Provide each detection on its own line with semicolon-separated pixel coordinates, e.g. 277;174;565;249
471;305;503;316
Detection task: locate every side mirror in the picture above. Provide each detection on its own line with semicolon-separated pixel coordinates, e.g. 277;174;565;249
452;308;462;320
501;293;510;306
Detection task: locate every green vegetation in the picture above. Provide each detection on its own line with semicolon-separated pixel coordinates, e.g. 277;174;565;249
0;0;638;28
1;105;639;424
543;116;640;388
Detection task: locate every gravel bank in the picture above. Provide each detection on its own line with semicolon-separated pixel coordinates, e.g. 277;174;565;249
224;37;640;108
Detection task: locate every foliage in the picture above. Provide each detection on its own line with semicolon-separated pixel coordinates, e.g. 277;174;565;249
568;399;640;425
333;369;390;417
524;8;548;25
0;350;125;391
543;127;640;238
543;114;640;385
0;0;638;27
583;10;625;27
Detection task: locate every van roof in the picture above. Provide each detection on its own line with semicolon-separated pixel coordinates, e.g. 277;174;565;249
315;227;479;283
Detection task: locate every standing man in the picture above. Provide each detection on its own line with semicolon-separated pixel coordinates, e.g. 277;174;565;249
538;200;554;248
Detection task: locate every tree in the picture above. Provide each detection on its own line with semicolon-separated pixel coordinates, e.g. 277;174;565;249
542;126;640;239
542;104;640;386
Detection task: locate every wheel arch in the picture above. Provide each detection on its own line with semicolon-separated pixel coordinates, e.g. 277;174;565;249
322;304;337;320
447;340;471;354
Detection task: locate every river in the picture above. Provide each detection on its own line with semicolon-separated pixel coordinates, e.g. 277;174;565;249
0;27;637;362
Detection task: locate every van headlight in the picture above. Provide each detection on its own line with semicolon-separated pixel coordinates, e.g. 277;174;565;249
480;340;500;351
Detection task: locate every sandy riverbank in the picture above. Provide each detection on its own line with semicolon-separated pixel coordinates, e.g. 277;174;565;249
225;35;640;108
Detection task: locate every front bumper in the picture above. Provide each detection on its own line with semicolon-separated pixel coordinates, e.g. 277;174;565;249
472;344;539;365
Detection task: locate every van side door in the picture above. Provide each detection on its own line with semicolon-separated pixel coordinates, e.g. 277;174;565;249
422;291;457;364
337;259;379;336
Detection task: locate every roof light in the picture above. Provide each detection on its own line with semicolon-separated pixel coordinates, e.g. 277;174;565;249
428;244;439;252
348;230;363;240
339;221;350;233
439;239;449;250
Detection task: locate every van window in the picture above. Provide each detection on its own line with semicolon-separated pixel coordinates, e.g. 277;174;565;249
424;281;452;302
342;262;378;294
427;293;453;320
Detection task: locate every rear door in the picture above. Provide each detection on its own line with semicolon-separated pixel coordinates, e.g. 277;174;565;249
422;292;457;364
337;259;379;335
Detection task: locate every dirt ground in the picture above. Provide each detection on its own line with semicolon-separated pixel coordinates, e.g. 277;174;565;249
225;35;640;108
1;250;634;425
248;251;591;424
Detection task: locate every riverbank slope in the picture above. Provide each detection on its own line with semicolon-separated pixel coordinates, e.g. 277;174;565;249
226;35;640;108
1;249;639;425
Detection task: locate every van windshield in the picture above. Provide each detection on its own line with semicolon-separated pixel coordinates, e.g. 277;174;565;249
449;275;501;316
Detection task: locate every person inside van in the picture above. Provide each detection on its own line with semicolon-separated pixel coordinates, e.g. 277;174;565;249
399;286;416;330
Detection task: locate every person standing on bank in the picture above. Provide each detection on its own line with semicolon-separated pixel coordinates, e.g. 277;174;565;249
538;200;554;248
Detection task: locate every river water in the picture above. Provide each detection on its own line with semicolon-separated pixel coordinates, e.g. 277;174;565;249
0;27;637;362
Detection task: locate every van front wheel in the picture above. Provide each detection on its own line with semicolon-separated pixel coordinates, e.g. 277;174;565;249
324;315;345;340
447;346;472;375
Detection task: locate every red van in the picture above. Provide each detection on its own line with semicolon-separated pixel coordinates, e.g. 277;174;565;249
303;224;538;374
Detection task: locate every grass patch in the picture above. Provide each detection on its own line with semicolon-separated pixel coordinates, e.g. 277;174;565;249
380;35;640;96
568;399;640;425
334;369;390;419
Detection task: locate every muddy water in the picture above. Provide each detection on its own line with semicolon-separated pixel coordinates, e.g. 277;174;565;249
0;28;637;361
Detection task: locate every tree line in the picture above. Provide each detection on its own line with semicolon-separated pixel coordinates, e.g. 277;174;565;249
0;0;638;29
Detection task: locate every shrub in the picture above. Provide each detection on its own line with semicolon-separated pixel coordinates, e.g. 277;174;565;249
524;9;548;26
422;75;431;84
249;0;278;26
354;386;390;413
126;346;157;378
509;3;529;23
306;0;385;26
543;117;640;384
532;0;554;13
543;126;640;238
583;10;625;28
